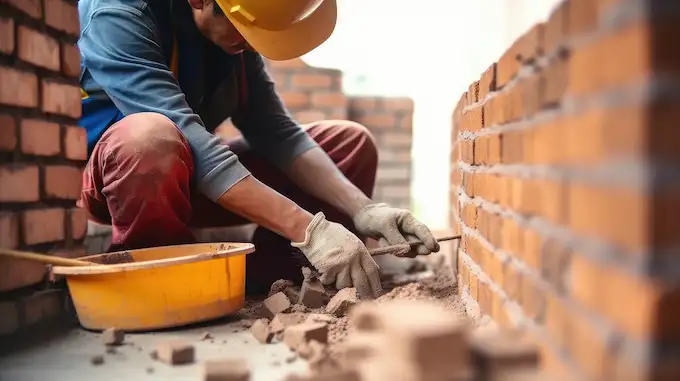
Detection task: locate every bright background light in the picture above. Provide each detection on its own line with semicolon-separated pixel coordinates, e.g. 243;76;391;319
303;0;562;229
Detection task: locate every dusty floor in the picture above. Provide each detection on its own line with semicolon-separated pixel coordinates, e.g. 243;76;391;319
0;250;467;381
0;318;308;381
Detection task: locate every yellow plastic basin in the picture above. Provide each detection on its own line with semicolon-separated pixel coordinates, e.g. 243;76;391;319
52;242;255;331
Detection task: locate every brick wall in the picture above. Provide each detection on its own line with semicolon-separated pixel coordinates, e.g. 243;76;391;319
0;0;86;337
217;58;414;209
450;0;680;380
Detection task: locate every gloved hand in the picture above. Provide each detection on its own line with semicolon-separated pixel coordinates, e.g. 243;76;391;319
352;203;440;258
292;212;382;299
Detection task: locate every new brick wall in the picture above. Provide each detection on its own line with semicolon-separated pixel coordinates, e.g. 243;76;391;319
450;0;680;380
0;0;87;337
217;58;414;209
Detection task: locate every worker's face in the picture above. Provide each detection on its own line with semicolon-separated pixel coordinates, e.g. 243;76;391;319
189;0;249;55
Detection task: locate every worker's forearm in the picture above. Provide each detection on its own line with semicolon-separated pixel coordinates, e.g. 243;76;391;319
284;147;372;218
217;175;313;242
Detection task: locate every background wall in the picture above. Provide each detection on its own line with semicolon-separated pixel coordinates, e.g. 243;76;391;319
0;0;87;336
450;1;680;380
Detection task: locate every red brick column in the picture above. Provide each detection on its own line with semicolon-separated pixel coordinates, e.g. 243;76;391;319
349;97;413;209
0;0;87;337
450;1;680;380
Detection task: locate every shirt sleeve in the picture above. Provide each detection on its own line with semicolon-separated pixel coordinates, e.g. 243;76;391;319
231;52;319;167
79;5;250;201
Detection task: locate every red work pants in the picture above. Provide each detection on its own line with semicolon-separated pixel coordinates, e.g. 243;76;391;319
78;113;378;293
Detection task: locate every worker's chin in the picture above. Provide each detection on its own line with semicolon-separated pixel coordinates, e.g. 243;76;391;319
222;44;246;55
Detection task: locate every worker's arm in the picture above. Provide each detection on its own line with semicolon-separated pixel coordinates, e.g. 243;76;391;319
78;4;310;241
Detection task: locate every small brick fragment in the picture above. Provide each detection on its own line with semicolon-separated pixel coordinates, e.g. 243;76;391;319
470;331;539;376
260;292;292;318
269;279;294;296
90;355;104;366
325;287;357;317
251;319;274;344
270;313;305;334
156;340;195;365
240;319;256;328
299;278;327;308
283;322;328;350
305;313;336;324
203;358;250;381
200;332;213;341
102;328;125;346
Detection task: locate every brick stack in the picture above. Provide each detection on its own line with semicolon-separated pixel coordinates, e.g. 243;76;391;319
0;0;87;337
450;0;680;380
216;58;415;210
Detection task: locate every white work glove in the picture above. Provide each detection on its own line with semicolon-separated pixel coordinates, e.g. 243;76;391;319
352;203;440;258
292;212;382;299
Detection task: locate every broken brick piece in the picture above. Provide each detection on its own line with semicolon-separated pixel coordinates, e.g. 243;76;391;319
269;279;294;296
305;313;335;324
240;319;256;328
299;279;326;308
102;327;125;346
90;355;104;365
156;340;195;365
260;292;292;318
325;288;357;317
251;319;274;344
204;358;250;381
470;331;539;376
283;322;328;350
284;369;360;381
270;313;305;333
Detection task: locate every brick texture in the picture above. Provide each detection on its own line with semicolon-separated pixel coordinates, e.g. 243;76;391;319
450;1;680;380
0;0;86;337
215;58;415;209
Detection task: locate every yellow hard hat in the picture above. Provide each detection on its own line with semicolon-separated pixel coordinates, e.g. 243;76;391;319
214;0;337;61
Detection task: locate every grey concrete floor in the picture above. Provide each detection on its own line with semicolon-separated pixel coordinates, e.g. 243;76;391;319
0;319;309;381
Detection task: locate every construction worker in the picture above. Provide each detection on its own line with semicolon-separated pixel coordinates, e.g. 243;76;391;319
77;0;440;300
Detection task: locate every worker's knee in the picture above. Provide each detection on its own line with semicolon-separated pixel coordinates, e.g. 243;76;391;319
103;112;192;175
340;121;379;170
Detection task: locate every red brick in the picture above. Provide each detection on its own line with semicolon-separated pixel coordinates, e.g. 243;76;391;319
520;73;541;118
22;208;66;245
354;114;397;130
462;203;477;229
543;1;569;55
463;172;475;197
541;238;571;293
501;130;523;163
382;97;414;112
64;126;88;160
521;275;546;323
568;22;680;96
0;16;14;54
44;166;83;200
0;247;86;292
60;43;80;78
484;91;507;127
527;117;567;165
468;81;479;103
540;57;568;107
503;260;522;302
20;119;61;156
473;136;488;165
69;208;88;240
469;271;479;300
479;63;497;100
570;253;680;342
460;140;474;164
381;132;411;148
293;110;326;124
477;281;493;315
268;58;307;69
44;0;80;36
290;73;332;89
41;81;81;118
23;290;64;326
349;97;378;110
487;134;502;164
278;92;310;109
568;0;598;37
2;0;42;19
496;45;520;88
0;114;17;152
485;251;505;288
17;26;60;71
462;105;483;132
156;340;195;365
568;184;654;252
0;165;39;202
0;67;38;108
522;228;541;272
515;23;545;63
0;212;18;250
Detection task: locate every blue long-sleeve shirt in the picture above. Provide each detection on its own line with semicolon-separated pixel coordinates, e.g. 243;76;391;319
78;0;318;201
